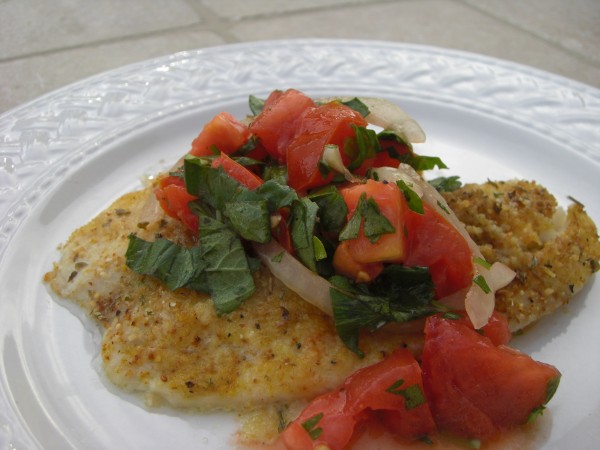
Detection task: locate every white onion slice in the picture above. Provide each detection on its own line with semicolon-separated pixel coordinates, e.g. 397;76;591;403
253;240;333;316
372;164;516;329
317;96;426;144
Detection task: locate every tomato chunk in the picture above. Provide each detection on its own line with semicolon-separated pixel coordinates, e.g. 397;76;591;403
280;349;435;449
211;152;263;190
280;389;357;450
248;89;316;163
332;240;384;283
154;176;198;232
340;179;407;264
421;314;560;440
344;348;436;440
404;203;473;298
190;112;250;157
287;102;367;192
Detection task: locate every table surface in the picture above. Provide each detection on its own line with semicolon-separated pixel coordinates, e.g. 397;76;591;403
1;0;599;114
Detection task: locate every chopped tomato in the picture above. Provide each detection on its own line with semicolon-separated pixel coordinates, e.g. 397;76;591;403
287;102;367;192
353;138;409;176
403;203;473;298
344;348;436;440
211;152;263;190
190;112;250;157
280;389;357;450
449;310;512;346
154;176;198;232
332;240;384;283
421;314;561;440
280;349;435;449
340;179;407;264
248;89;315;163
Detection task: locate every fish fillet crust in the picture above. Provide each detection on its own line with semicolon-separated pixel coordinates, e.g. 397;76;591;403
44;187;420;415
443;180;600;331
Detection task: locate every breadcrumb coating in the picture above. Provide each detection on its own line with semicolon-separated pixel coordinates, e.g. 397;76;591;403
443;180;600;331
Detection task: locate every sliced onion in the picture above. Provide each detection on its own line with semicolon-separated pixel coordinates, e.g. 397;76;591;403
322;144;361;183
372;164;516;329
317;96;426;143
253;240;333;316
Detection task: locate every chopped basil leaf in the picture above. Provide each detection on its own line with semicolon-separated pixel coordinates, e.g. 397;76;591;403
341;97;370;117
301;412;324;440
313;236;327;261
125;227;254;315
545;375;561;404
290;198;320;272
234;135;259;156
255;180;299;210
339;193;395;243
346;125;380;171
396;180;424;214
400;154;448;172
230;156;263;167
330;266;438;356
473;274;491;294
125;234;207;291
271;251;284;263
474;257;492;270
386;379;426;410
197;213;255;314
223;200;271;243
437;200;450;214
527;405;545;423
249;94;266;115
442;311;462;320
429;175;462;192
262;164;288;185
308;185;348;235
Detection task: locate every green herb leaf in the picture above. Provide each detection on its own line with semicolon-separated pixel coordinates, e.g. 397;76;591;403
301;412;324;440
197;213;255;314
400;154;448;172
341;97;370;117
125;234;207;291
428;175;462;192
249;94;266;115
224;200;271;243
312;236;327;261
473;274;491;294
255;180;299;210
290;198;320;272
386;379;426;410
346;125;380;171
396;180;424;214
308;185;348;235
339;193;395;243
474;257;492;270
330;266;438;356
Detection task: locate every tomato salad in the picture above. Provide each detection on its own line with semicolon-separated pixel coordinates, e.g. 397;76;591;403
126;89;561;448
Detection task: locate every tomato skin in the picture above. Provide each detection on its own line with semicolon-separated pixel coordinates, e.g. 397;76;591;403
190;112;250;157
248;89;316;163
403;203;473;298
421;314;560;440
280;349;435;449
332;240;384;283
340;179;407;264
344;348;436;440
154;176;199;232
287;102;367;192
280;389;357;450
451;310;512;346
211;152;263;190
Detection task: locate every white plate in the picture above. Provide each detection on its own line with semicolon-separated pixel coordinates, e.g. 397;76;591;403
1;39;600;450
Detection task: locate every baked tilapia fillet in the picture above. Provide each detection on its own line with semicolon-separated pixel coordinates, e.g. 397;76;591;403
45;178;599;417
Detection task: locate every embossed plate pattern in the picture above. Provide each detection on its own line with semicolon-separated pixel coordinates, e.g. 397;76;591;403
1;39;599;449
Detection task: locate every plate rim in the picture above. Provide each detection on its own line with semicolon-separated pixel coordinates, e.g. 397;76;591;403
1;38;599;449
